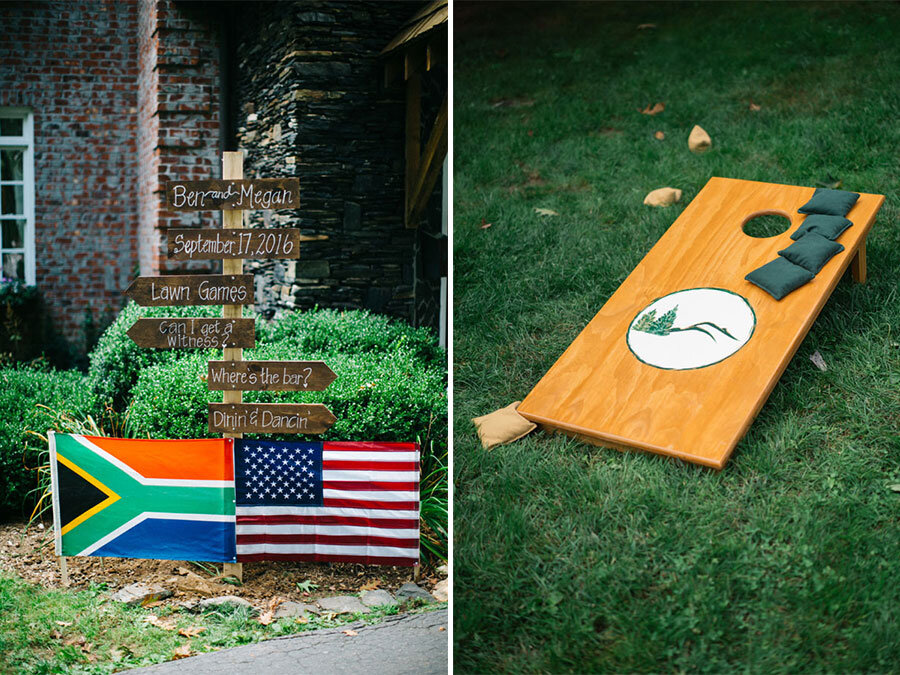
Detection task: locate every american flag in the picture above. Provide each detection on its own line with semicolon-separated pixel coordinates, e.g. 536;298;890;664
234;440;420;566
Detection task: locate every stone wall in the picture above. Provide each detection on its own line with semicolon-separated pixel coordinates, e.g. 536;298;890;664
231;2;419;321
0;0;140;352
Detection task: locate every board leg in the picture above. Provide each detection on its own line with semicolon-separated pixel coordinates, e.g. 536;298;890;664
223;562;243;583
59;556;69;586
851;240;867;283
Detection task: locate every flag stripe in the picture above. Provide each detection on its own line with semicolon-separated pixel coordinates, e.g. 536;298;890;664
323;442;418;452
322;461;419;472
235;514;419;529
235;506;418;520
236;542;418;558
322;470;419;481
86;435;234;481
236;523;418;538
321;489;417;502
322;497;419;511
236;533;418;548
322;451;419;462
322;481;419;492
236;552;417;566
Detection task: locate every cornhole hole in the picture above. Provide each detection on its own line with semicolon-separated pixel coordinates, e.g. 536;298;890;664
518;177;885;469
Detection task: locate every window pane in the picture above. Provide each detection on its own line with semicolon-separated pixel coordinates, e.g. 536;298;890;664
2;220;24;248
2;252;24;281
0;118;23;136
0;185;23;215
0;149;23;181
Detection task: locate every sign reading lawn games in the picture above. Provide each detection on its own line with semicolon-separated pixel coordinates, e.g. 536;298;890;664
125;152;336;439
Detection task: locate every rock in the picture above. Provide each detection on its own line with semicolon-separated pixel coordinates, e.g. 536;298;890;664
166;571;221;597
437;564;448;576
199;595;256;612
396;582;435;604
643;187;682;207
688;125;711;153
317;595;371;614
360;590;397;608
431;579;448;602
176;599;200;613
273;601;320;619
110;582;172;606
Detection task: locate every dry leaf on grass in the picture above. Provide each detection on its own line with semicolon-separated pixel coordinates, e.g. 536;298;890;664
63;635;85;647
342;629;359;637
258;596;284;625
654;131;665;140
534;208;559;217
479;218;492;230
144;615;177;631
637;23;657;29
295;616;309;624
178;626;206;638
55;621;73;627
172;644;193;660
639;102;665;115
749;100;761;111
142;600;166;608
360;579;381;591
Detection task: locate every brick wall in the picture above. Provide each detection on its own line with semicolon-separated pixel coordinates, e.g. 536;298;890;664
0;0;140;353
231;2;419;321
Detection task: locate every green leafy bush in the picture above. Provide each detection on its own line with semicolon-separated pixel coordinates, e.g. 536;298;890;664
86;302;266;409
0;281;70;366
0;365;96;519
127;341;447;450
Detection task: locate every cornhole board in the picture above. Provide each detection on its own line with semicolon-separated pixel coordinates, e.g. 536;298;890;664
518;177;885;469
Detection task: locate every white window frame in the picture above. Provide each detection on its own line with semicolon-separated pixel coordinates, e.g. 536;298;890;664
0;108;35;285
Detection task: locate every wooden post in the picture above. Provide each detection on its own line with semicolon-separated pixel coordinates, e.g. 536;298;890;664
851;239;867;283
404;70;421;228
222;150;244;584
59;556;69;587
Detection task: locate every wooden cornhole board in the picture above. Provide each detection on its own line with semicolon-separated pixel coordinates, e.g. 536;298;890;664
518;177;885;469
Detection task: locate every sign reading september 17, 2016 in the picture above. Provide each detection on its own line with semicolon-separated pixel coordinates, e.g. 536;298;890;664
165;178;300;211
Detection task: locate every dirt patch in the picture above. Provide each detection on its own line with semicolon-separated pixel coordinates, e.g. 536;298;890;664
0;521;445;609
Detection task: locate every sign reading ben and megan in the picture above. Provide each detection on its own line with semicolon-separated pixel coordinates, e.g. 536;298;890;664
166;179;300;211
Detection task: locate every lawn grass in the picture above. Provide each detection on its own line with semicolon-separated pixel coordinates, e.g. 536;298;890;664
0;571;439;674
453;2;900;672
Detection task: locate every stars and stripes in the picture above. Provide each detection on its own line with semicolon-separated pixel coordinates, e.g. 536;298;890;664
234;441;420;567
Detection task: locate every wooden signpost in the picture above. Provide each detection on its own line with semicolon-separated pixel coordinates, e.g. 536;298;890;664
123;151;338;580
124;274;254;306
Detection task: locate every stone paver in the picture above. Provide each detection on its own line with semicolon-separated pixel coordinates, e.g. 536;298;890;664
317;594;370;614
360;589;397;607
132;609;448;675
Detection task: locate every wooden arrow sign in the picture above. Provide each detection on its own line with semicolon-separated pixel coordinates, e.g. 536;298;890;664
124;275;253;307
208;403;336;435
207;360;337;391
127;318;255;349
166;178;300;211
167;228;301;260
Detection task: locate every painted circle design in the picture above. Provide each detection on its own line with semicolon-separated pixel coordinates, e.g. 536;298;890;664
626;288;756;370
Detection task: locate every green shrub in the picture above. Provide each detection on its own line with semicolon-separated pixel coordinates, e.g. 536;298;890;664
0;281;71;366
86;302;266;409
127;341;447;450
263;308;444;367
0;366;96;519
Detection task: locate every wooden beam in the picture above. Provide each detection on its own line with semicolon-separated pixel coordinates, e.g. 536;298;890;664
407;95;448;227
405;72;421;227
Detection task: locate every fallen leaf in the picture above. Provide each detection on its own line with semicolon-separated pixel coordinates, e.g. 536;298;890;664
360;579;381;591
64;635;86;647
258;610;275;626
295;616;309;624
439;626;446;631
479;218;492;230
178;626;206;638
534;208;559;217
172;644;193;660
654;131;665;140
142;600;166;608
749;100;761;112
817;176;843;190
50;630;62;640
82;642;93;654
144;615;177;631
639;102;665;115
342;629;358;637
889;484;900;493
527;129;534;137
637;23;657;29
55;621;73;627
810;350;827;372
109;647;126;661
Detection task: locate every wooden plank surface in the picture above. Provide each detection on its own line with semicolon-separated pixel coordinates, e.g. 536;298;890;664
165;178;299;211
207;360;337;392
167;228;301;260
124;274;253;306
126;318;255;349
208;403;336;435
517;177;885;469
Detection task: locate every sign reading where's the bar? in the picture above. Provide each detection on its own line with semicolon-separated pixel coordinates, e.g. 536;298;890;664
127;318;256;350
166;178;300;211
207;360;337;392
125;275;253;307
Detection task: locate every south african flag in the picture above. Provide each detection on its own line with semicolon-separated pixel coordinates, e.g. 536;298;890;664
49;433;236;562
